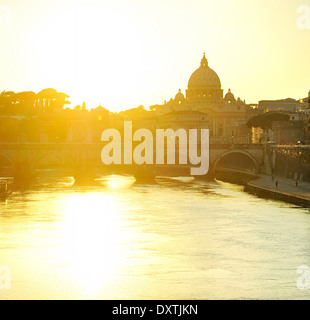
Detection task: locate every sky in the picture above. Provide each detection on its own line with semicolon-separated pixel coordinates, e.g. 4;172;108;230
0;0;309;111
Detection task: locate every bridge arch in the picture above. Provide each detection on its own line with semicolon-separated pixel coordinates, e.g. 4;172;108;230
32;152;66;170
0;152;15;167
213;150;260;174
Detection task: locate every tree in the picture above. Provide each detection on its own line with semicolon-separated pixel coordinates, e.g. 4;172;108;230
37;88;58;110
36;88;70;111
0;91;17;115
53;92;71;110
247;112;290;130
15;91;36;115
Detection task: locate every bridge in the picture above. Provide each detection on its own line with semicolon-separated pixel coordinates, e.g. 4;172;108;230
0;142;272;180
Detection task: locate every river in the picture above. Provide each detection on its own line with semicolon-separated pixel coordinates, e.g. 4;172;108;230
0;175;309;300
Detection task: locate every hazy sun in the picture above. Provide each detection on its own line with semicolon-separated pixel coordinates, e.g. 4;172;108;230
29;1;156;111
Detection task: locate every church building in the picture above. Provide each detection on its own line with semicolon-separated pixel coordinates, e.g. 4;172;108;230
153;53;254;144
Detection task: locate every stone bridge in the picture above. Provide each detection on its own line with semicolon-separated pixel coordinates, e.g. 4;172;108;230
0;143;272;178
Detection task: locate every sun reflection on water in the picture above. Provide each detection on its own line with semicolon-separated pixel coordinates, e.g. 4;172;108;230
99;175;136;189
1;174;310;300
60;189;135;295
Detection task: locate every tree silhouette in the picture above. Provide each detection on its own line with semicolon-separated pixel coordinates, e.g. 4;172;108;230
0;91;17;114
15;91;36;115
247;112;290;130
37;88;70;111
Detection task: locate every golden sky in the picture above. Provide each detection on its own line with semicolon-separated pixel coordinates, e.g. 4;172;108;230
0;0;309;111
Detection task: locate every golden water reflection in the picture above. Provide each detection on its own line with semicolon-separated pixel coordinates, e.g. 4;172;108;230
61;193;128;294
0;175;310;299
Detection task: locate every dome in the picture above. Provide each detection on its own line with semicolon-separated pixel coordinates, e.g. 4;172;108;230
175;89;185;102
188;53;221;89
224;89;235;102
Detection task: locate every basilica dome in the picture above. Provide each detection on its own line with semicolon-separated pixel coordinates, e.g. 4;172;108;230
186;53;223;103
188;53;221;89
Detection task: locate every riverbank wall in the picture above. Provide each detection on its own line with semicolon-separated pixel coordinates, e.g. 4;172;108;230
215;170;258;186
215;170;310;207
245;183;310;207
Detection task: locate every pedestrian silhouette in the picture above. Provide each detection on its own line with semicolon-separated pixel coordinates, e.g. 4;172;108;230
275;181;278;189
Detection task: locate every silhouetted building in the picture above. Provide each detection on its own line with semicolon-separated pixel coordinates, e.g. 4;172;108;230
258;98;301;113
152;53;253;144
158;110;209;131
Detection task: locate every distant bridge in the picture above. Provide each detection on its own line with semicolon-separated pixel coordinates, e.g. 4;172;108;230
0;143;272;178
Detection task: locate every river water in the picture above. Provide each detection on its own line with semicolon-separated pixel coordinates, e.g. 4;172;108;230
0;175;309;300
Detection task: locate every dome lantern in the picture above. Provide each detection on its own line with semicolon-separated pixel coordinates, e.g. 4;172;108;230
200;52;208;67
